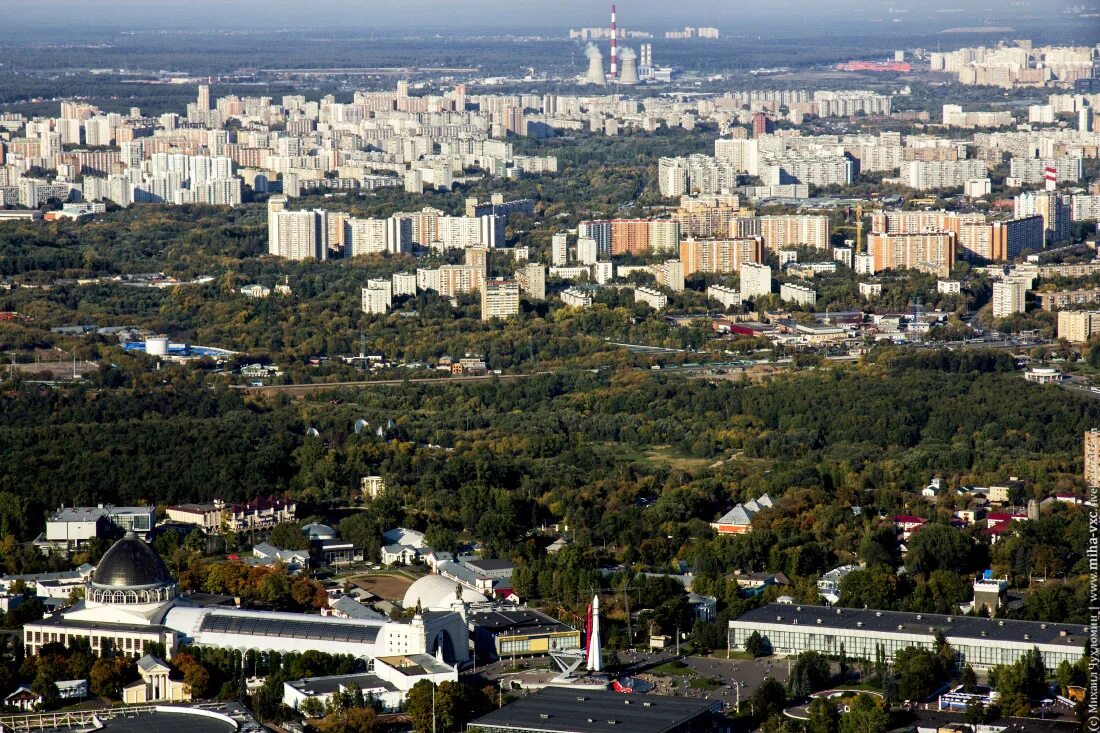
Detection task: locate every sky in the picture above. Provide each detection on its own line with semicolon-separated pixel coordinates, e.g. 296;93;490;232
5;0;1088;35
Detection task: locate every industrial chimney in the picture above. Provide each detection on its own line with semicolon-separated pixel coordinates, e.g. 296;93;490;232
609;4;618;79
585;43;607;86
618;47;639;84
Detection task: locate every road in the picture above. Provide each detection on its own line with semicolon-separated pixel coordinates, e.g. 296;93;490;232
234;372;536;395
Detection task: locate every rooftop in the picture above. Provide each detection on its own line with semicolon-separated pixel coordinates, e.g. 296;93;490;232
198;611;383;645
285;672;396;696
468;688;717;733
733;603;1087;649
469;608;576;636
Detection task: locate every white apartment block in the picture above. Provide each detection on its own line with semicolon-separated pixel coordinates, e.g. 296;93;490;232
780;282;817;307
655;260;685;293
991;278;1027;318
740;262;772;300
551;232;568;266
347;216;411;255
901;160;987;191
576;237;599;265
1008;157;1082;185
937;280;962;294
707;284;742;309
392;272;417;297
560;287;595;308
361;280;392;315
859;282;882;298
1057;310;1100;343
634;286;668;310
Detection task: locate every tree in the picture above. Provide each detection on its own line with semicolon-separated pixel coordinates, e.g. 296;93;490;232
744;630;766;657
805;696;840;733
788;651;831;698
89;657;135;699
299;696;325;718
904;524;972;576
895;647;947;702
961;663;977;693
839;694;890;733
268;522;309;550
751;677;787;721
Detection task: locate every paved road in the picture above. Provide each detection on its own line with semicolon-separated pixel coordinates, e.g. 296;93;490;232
234;372;536;394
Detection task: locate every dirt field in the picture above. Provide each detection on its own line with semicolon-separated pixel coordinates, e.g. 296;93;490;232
350;573;414;602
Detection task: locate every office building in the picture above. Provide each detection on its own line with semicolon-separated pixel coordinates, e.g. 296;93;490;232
740;262;772;300
729;603;1086;672
780;282;817;307
1086;430;1100;488
481;279;520;321
991;278;1027;318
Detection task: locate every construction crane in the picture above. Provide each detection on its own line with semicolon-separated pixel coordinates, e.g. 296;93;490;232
834;200;881;254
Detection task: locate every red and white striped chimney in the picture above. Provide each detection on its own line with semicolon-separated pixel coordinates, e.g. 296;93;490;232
610;4;618;78
1044;166;1057;191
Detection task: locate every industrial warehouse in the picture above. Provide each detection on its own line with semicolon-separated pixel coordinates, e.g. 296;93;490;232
727;603;1087;671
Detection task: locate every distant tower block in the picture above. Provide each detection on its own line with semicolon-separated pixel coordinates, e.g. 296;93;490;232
618;47;639;84
585;43;607;86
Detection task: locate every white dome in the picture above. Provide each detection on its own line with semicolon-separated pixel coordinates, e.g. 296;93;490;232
402;575;488;611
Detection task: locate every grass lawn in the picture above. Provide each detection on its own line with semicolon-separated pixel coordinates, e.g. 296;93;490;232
688;677;721;690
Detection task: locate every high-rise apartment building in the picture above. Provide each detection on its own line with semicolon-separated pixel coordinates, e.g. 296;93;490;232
1057;311;1100;343
679;238;765;276
551;233;568;266
740;262;772;300
197;85;210;112
481;278;520;321
1014;191;1071;244
361;279;392;315
515;263;546;300
991;278;1027;318
866;232;956;278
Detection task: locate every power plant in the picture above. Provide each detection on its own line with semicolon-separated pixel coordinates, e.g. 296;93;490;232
618;47;639;84
584;43;607;86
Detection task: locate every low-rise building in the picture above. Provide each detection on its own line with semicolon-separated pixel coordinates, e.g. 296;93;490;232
560;286;595;308
779;282;816;307
707;284;742;309
468;608;581;661
728;602;1086;671
634;286;668;309
711;494;774;534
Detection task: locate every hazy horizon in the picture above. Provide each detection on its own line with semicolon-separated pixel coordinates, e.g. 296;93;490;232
5;0;1097;36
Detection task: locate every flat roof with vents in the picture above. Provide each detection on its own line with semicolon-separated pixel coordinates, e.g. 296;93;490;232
199;612;382;645
731;603;1086;649
466;688;717;733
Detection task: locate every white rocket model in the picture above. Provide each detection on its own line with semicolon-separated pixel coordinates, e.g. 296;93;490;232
585;594;603;672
